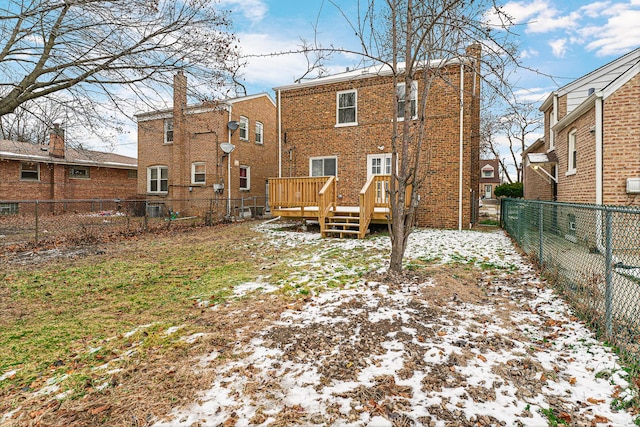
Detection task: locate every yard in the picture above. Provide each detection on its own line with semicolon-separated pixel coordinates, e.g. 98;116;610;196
1;220;638;426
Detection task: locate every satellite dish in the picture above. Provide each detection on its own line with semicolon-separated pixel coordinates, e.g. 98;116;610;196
227;121;239;131
220;143;235;154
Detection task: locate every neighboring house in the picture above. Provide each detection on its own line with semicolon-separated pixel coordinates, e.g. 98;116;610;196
524;46;640;206
479;159;501;199
270;45;481;233
136;72;277;218
0;126;137;213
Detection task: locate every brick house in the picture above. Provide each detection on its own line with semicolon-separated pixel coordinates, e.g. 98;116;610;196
479;159;501;200
136;72;277;218
0;127;137;213
270;46;481;234
524;47;640;206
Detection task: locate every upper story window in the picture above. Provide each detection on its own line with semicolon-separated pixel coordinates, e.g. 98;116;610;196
482;166;494;178
310;156;337;177
20;162;39;181
397;81;417;120
239;116;249;141
69;167;90;179
191;162;206;184
255;121;263;145
164;119;174;144
336;90;357;126
567;129;577;175
548;107;556;150
148;165;168;194
239;165;250;190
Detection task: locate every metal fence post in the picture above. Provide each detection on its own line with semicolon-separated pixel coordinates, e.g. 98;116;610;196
539;203;544;265
604;209;613;337
35;201;39;245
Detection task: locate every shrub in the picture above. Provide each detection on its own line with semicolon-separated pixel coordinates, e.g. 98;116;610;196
494;182;523;198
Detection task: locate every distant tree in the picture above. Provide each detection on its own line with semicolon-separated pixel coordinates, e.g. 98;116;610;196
0;0;239;121
494;182;523;198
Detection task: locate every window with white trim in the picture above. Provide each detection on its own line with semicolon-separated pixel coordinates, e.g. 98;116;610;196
69;166;90;179
310;157;337;177
147;165;168;194
255;121;263;145
191;162;206;184
367;154;392;178
397;81;417;120
336;90;357;125
239;165;250;190
20;162;39;181
567;129;577;174
164;119;174;144
481;166;494;178
239;116;249;141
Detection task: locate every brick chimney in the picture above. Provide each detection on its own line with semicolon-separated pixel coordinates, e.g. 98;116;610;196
49;123;65;158
173;70;187;117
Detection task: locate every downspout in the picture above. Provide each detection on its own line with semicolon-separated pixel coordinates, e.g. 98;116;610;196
277;89;282;178
458;62;465;231
227;106;233;217
595;93;605;254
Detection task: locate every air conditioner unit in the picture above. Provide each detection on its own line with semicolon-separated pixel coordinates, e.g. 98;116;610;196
627;178;640;194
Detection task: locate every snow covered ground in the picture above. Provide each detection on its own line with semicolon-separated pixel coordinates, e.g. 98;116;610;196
154;223;637;427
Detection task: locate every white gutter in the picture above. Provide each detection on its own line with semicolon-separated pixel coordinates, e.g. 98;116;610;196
277;89;282;178
458;63;464;231
595;94;604;205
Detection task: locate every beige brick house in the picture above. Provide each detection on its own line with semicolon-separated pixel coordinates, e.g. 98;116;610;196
270;47;481;235
136;72;277;218
524;47;640;206
0;127;137;213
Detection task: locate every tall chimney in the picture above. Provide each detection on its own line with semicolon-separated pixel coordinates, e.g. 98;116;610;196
49;123;65;158
173;70;187;116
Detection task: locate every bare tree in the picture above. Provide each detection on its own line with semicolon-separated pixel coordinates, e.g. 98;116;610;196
482;99;542;182
0;0;239;119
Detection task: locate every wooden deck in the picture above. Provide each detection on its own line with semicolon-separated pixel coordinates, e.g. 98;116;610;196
268;176;393;238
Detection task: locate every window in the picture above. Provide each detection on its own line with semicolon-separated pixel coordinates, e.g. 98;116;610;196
397;81;417;120
191;162;206;184
69;167;90;179
367;154;392;178
164;119;174;144
255;121;263;145
567;129;577;174
20;162;39;181
0;203;18;215
128;169;138;179
239;116;249;141
336;90;357;125
147;166;168;194
310;157;337;177
239;165;250;190
482;166;494;178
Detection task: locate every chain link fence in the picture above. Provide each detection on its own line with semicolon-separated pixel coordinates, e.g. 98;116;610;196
0;196;269;251
502;198;640;364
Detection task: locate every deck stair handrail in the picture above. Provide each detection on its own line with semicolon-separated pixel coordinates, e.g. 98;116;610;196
318;176;336;236
359;175;379;238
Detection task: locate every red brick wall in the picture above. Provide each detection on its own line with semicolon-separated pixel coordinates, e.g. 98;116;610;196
279;61;480;229
0;159;137;201
522;145;555;201
603;73;640;206
137;94;277;216
555;106;596;204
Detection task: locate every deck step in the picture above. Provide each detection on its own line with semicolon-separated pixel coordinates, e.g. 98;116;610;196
325;229;360;235
326;222;359;228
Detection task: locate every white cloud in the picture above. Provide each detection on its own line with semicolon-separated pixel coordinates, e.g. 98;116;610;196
549;38;568;58
519;48;539;59
582;7;640;56
219;0;268;24
579;1;611;18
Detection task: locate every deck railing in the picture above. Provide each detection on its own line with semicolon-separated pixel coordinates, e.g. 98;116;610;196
359;175;377;238
268;176;330;211
318;176;336;236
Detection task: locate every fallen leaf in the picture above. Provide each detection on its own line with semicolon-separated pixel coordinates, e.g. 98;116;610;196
587;397;605;405
477;354;487;363
569;377;577;385
89;405;110;415
559;412;571;423
437;331;447;337
593;415;610;424
540;373;547;382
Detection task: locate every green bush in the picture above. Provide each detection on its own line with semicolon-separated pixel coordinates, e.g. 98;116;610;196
494;182;523;198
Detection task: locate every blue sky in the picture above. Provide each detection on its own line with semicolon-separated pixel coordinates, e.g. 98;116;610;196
110;0;640;158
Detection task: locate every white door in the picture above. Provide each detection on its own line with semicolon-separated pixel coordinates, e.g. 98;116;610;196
367;154;392;204
484;184;492;199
